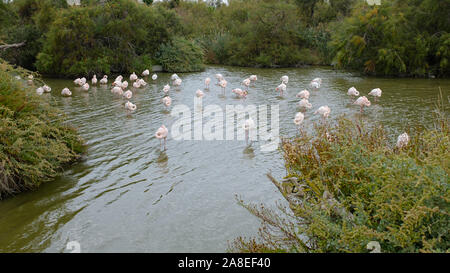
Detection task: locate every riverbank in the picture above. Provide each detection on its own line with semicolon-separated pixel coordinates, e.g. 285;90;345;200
0;61;85;199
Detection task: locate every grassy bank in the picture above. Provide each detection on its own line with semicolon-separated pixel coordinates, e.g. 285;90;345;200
231;109;449;253
0;61;85;199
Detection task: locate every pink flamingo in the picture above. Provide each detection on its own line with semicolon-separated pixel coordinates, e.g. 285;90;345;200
243;118;255;146
368;88;382;101
205;77;211;89
219;79;227;95
275;83;286;96
232;88;248;99
61;88;72;96
125;101;137;111
91;75;97;85
242;78;251;91
314;106;331;119
396;132;409;149
354;96;371;113
196;89;204;98
296;89;310;99
100;75;108;84
162;96;172;107
123;90;132;99
298;98;312;110
130;72;138;81
155;125;169;150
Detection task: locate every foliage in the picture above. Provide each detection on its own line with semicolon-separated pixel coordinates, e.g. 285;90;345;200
231;112;449;253
330;0;450;77
35;0;181;77
0;0;67;70
157;36;205;72
0;60;85;199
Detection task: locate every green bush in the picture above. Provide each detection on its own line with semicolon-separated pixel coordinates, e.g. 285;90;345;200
0;60;85;199
232;113;449;253
157;36;205;72
35;0;179;77
330;0;450;77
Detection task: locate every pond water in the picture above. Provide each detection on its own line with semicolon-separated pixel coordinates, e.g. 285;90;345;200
0;66;448;252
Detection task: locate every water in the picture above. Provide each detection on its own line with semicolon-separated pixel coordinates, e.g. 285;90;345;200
0;66;448;252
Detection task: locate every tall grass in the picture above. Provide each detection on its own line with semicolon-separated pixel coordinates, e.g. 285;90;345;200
231;107;449;253
0;60;85;199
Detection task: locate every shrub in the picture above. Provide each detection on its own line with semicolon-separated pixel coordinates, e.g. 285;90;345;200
0;60;85;199
35;0;179;77
232;111;449;253
157;36;205;72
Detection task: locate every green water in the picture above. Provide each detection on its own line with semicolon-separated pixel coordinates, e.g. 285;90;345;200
0;66;448;252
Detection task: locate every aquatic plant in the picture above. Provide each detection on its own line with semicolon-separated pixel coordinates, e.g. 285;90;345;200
231;106;449;253
0;60;85;199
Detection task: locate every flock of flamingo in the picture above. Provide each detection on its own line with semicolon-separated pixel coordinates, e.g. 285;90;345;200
31;69;409;150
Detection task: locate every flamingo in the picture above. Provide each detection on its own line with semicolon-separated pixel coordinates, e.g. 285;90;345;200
80;77;87;86
243;118;255;146
91;75;97;85
310;80;320;89
347;87;360;98
298;98;312;110
121;81;128;90
368;88;382;101
312;78;322;84
171;74;179;83
162;96;172;107
163;84;170;94
242;78;251;91
219;79;227;94
281;75;289;84
112;79;122;87
138;78;147;87
196;89;204;98
123;90;132;99
111;86;123;95
114;75;123;83
296;90;310;99
43;85;51;93
61;88;72;96
232;88;248;99
142;69;150;77
155;125;169;150
205;77;211;89
396;133;409;148
125;101;137;111
275;83;286;96
152;74;158;81
133;80;141;89
130;72;138;81
314;106;331;119
354;96;371;113
81;83;89;91
249;75;257;82
36;87;44;95
294;112;304;128
215;74;224;83
173;78;182;88
100;75;108;84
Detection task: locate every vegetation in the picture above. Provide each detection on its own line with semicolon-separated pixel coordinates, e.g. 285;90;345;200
1;0;449;77
158;37;205;72
231;110;449;253
0;60;85;199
